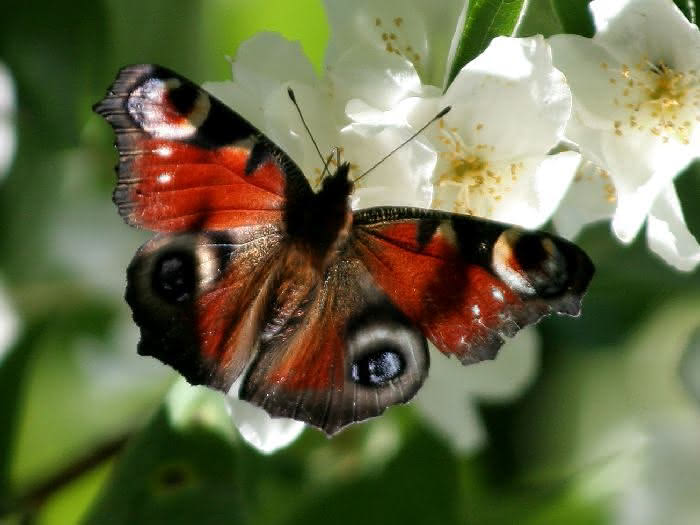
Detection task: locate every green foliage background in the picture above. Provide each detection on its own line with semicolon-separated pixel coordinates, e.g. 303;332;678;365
0;0;698;523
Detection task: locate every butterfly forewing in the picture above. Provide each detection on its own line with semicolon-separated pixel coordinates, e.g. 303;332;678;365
93;64;312;232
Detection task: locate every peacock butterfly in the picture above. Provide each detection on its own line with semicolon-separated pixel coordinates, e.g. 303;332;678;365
94;64;594;435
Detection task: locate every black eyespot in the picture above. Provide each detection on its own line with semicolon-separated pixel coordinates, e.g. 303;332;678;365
351;348;405;386
167;82;199;115
152;251;196;303
513;233;550;270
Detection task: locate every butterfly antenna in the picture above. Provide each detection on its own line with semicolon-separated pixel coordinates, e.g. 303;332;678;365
287;87;326;166
353;106;451;184
319;150;335;181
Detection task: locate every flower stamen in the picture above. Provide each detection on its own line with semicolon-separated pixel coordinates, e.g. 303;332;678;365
432;121;513;216
601;57;699;145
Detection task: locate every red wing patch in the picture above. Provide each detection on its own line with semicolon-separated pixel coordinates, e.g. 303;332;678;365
94;64;311;233
116;139;286;231
352;209;594;364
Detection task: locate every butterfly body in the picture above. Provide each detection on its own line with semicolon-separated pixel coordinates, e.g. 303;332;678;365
95;64;594;435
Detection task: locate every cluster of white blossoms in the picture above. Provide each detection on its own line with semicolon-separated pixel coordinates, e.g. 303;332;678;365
551;0;700;271
206;0;699;453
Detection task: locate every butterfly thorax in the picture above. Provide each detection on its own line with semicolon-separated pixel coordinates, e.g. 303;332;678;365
286;162;354;268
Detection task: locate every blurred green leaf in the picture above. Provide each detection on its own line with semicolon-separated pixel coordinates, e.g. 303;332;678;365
516;0;564;37
84;385;245;525
446;0;526;87
549;0;594;36
36;460;113;525
0;298;170;505
286;426;460;525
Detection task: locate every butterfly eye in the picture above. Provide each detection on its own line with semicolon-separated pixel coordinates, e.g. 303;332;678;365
152;251;196;303
351;348;405;386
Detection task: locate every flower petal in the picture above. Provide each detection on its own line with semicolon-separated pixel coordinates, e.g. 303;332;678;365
444;36;572;161
415;328;540;453
492;151;580;229
590;0;700;71
328;43;422;110
204;32;318;131
646;184;700;272
0;62;16;177
553;159;617;239
342;121;437;208
602;132;694;243
324;0;467;87
549;34;631;129
225;395;306;454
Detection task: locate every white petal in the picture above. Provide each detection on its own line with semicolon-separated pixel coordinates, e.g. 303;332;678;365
328;43;422;111
230;32;317;95
444;36;572;161
204;32;318;131
342;122;437;208
492;151;581;229
260;81;339;177
602;133;694;243
549;35;631;129
0;62;16;177
646;184;700;271
225;395;305;454
414;329;540;453
590;0;700;71
553;159;617;239
324;0;466;87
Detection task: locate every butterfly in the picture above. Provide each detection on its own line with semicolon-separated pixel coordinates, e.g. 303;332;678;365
94;64;594;435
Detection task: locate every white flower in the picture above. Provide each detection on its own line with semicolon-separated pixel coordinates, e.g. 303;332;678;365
0;61;16;178
415;329;539;452
549;0;700;271
347;36;579;229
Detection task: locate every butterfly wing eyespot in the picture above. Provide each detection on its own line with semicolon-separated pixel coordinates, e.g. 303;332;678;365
151;250;198;304
93;64;312;232
126;226;284;389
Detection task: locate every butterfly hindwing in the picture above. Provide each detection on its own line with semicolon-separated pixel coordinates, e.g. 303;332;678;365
352;207;594;364
93;64;312;232
126;224;284;389
239;252;429;435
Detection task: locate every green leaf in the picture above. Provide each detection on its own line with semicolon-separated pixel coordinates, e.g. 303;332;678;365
446;0;526;87
286;427;460;525
549;0;595;37
84;385;245;525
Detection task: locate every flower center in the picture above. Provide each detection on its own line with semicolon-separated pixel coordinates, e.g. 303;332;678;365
432;120;520;216
602;58;699;145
